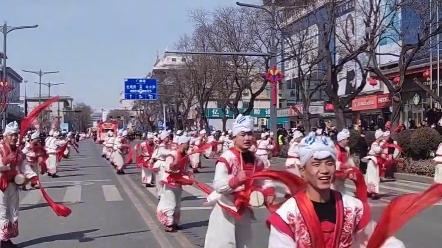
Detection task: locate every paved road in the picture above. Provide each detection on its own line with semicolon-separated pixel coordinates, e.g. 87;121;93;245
123;144;441;248
18;139;439;247
14;140;171;248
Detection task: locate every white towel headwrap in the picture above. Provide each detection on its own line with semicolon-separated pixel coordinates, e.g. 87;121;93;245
337;129;350;142
292;131;303;140
159;131;169;140
31;131;40;140
375;129;383;139
178;135;191;145
232;114;254;136
3;121;19;135
298;134;336;167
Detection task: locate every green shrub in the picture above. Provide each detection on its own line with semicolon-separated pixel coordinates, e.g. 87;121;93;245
396;158;435;177
409;127;442;159
395;129;414;156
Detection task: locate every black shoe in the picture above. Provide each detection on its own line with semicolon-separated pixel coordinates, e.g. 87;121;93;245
51;174;59;178
2;240;19;248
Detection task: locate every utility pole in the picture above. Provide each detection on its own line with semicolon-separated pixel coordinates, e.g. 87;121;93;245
22;69;59;104
1;22;38;129
39;81;65;97
22;70;60;131
236;0;278;139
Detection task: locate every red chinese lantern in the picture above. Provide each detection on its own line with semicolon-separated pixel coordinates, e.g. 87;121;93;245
368;77;377;86
392;76;400;84
423;70;430;78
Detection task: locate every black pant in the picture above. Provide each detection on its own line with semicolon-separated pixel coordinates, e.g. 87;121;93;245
385;163;396;178
359;154;367;174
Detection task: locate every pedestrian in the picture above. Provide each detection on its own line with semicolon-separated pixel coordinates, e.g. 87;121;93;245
357;130;368;174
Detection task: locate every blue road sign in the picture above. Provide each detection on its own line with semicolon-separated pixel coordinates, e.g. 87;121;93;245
157;120;163;130
124;78;158;100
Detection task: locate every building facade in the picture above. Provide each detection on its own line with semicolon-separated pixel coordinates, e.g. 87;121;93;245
25;96;73;129
0;67;23;123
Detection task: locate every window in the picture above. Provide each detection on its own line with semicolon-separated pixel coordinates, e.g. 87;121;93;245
242;101;250;108
181;58;186;62
216;102;223;108
171;58;176;62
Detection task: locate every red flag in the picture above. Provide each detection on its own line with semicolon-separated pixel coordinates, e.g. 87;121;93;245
18;96;71;217
20;96;59;138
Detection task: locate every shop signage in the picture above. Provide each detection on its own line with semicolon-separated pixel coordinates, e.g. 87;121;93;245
277;104;303;117
309;105;324;115
324;103;334;111
352;94;391;111
205;108;270;118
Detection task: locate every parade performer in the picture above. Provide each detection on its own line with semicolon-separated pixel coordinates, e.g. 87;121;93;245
152;131;171;200
170;130;182;150
222;130;234;153
113;130;131;175
362;129;384;199
256;132;274;169
285;130;303;177
331;128;355;195
203;131;216;159
138;133;155;186
104;131;114;160
0;122;41;247
204;115;275;248
45;130;67;178
63;132;78;159
156;135;193;232
189;130;204;173
266;135;405;248
433;118;442;182
21;131;43;190
217;131;225;155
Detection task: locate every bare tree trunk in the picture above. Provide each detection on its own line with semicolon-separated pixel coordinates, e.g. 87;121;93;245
334;107;346;131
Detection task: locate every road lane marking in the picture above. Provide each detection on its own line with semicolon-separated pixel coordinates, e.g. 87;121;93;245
102;185;123;202
40;179;111;184
115;175;177;248
120;175;195;248
20;189;42;205
63;184;82;203
182;185;206;199
181;206;212;210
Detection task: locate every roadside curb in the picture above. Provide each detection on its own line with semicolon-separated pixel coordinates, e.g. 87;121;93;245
271;157;434;184
394;173;434;184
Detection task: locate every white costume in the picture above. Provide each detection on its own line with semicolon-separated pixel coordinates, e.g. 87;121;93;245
152;132;171;199
285;131;303;177
331;129;352;195
0;122;38;243
22;131;41;175
156;136;192;229
203;131;216;158
204;115;275;248
255;133;274;168
217;133;225;154
113;130;129;172
140;134;155;185
104;131;115;160
362;129;384;195
45;131;66;176
189;130;204;170
267;134;404;248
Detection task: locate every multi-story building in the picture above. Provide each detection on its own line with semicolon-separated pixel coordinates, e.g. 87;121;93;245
0;66;23;124
25;96;74;129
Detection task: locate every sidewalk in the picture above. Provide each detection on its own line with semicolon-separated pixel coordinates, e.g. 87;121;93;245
270;157;434;184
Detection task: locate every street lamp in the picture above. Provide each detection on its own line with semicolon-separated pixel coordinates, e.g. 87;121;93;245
1;22;38;129
38;81;65;97
22;69;59;104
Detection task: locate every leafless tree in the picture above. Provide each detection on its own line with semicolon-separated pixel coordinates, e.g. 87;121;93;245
188;7;273;122
175;27;228;129
364;0;442;126
71;102;93;132
131;100;161;131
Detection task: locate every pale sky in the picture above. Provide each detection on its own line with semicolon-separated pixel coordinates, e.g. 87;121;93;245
2;0;248;111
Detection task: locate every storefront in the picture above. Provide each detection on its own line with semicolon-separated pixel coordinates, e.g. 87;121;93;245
276;105;301;128
351;93;392;127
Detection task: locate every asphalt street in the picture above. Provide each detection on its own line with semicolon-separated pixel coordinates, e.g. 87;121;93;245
14;140;169;248
16;140;441;248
